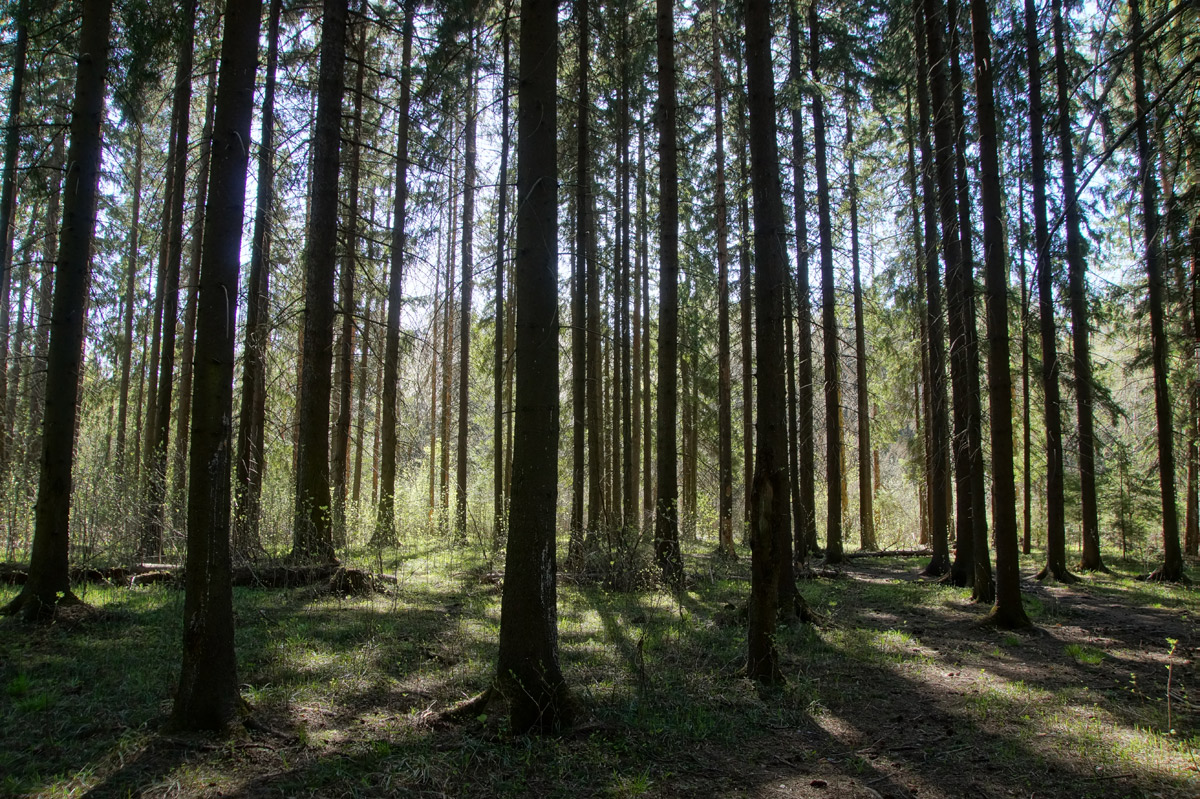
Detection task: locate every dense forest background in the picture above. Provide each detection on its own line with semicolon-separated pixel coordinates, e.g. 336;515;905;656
0;0;1196;742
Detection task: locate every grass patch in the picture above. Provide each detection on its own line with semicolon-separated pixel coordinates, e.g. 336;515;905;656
2;543;1196;798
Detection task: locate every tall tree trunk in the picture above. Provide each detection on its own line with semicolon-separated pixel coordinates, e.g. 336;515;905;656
737;56;754;542
234;0;283;560
440;160;457;533
905;89;932;547
170;0;261;730
496;0;571;732
1018;158;1033;555
141;0;199;562
1189;207;1200;558
654;0;683;588
293;0;348;564
580;0;601;548
639;120;653;526
1053;0;1104;573
27;128;63;477
1;0;111;620
0;0;30;474
1023;0;1070;584
713;0;734;558
619;12;635;529
115;127;144;475
456;24;477;542
810;2;843;564
944;0;993;600
969;0;1031;626
790;6;817;560
1130;0;1183;582
914;0;951;575
332;16;365;543
847;108;875;552
375;0;415;546
494;0;512;548
172;58;218;533
746;0;791;683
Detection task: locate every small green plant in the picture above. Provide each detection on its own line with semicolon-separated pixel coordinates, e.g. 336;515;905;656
1165;637;1178;734
6;674;31;697
1065;643;1105;665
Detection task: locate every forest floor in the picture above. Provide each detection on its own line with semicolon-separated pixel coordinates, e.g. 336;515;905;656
1;544;1196;799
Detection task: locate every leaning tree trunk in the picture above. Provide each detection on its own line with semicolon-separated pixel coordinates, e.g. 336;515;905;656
654;0;683;588
495;0;572;732
171;0;262;732
293;0;348;564
1;0;112;621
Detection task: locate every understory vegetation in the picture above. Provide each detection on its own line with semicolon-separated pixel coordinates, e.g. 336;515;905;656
2;544;1195;798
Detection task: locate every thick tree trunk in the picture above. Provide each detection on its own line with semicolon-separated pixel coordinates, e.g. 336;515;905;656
170;0;261;730
234;0;283;559
905;91;932;548
496;0;571;732
746;0;789;684
1;0;112;620
293;0;349;564
1018;162;1033;555
969;0;1031;626
654;0;683;588
810;3;843;564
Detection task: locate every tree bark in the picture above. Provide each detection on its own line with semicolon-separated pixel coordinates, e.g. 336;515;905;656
456;23;477;542
847;108;875;552
654;0;683;588
494;1;512;548
914;0;951;576
375;0;415;546
1130;0;1183;582
746;0;792;683
115;127;144;476
790;6;817;560
1;0;112;620
171;0;261;731
0;0;30;474
496;0;571;732
1052;0;1104;574
969;0;1032;626
234;0;283;560
141;0;199;562
810;2;843;564
293;0;348;564
1023;0;1071;584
